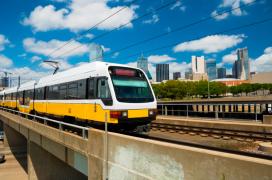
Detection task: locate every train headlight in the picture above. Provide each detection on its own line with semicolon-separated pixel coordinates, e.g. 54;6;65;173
149;109;156;116
122;111;128;117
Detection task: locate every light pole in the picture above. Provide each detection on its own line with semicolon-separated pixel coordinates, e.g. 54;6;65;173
207;68;210;99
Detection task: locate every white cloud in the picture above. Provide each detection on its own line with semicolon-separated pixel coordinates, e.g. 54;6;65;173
173;34;245;53
23;37;89;58
0;34;10;51
6;67;49;86
31;56;42;63
23;0;137;32
147;54;176;64
112;52;119;58
143;14;159;24
211;10;229;20
85;33;94;39
0;55;13;68
170;1;186;11
212;0;254;20
222;51;237;64
252;46;272;72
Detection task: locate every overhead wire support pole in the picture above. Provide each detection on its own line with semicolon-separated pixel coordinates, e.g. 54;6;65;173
103;112;109;180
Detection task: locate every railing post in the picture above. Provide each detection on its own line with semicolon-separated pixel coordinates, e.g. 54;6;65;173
186;105;189;118
82;129;86;139
255;104;258;122
59;123;62;130
215;105;218;119
165;105;168;116
103;112;108;180
44;119;47;125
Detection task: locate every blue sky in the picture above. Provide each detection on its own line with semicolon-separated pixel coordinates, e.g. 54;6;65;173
0;0;271;83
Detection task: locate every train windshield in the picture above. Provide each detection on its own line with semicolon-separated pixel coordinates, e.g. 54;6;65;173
109;67;154;103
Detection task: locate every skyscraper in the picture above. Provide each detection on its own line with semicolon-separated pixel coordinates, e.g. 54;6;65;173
237;48;250;80
156;64;169;82
185;68;192;80
173;72;181;80
232;60;238;79
191;56;208;81
89;44;104;61
192;56;205;74
232;48;250;80
206;59;217;80
137;54;152;79
217;67;226;79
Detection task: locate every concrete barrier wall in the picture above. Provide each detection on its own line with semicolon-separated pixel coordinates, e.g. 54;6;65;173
1;110;272;180
88;129;272;180
0;110;88;155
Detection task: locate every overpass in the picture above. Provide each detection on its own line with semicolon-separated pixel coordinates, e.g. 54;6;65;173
1;109;272;180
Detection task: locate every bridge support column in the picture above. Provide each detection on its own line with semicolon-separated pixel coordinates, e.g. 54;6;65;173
27;140;87;180
3;124;27;152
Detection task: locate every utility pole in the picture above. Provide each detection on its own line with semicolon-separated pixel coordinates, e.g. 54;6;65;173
207;68;210;99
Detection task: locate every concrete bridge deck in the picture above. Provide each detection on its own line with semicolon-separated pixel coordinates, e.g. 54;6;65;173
0;110;272;180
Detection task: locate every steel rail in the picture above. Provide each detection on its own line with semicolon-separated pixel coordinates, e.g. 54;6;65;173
151;122;272;141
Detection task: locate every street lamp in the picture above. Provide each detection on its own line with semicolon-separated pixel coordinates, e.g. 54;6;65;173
207;68;210;99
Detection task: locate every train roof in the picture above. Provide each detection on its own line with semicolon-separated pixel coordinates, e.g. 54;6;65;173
3;86;18;94
18;80;36;91
36;61;138;87
0;61;142;92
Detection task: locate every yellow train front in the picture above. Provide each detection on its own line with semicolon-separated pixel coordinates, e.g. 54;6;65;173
0;62;157;133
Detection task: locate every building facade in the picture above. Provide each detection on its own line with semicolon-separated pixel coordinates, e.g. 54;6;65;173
232;60;238;79
173;72;181;80
137;55;152;79
237;48;250;80
217;67;226;79
206;59;217;80
156;64;169;82
251;72;272;84
0;77;9;88
211;78;248;87
191;56;205;74
185;68;192;80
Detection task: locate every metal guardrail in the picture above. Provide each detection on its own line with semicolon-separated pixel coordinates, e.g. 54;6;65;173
156;102;272;121
0;107;89;139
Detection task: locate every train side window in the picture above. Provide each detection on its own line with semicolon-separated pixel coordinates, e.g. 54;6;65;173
78;80;86;99
59;84;67;99
88;78;95;99
35;88;44;100
97;78;112;106
52;86;59;99
67;82;78;99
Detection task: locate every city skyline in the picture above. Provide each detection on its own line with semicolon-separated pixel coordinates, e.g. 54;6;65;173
0;0;271;83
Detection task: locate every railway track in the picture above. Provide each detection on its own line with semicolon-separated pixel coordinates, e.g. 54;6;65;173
151;122;272;142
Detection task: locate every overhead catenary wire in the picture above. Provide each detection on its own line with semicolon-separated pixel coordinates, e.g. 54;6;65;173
46;0;139;58
49;0;181;60
120;16;272;60
53;0;261;61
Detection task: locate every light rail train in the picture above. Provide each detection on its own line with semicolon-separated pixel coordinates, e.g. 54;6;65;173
0;61;157;133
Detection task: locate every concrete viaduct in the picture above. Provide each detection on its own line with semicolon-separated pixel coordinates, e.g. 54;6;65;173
0;110;272;180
